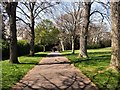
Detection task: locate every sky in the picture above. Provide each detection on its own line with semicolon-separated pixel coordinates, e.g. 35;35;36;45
16;0;111;31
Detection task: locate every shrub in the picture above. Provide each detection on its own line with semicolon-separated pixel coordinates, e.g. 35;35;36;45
87;44;101;49
17;40;30;56
99;40;111;48
2;40;30;60
34;44;43;52
2;40;9;60
2;40;44;60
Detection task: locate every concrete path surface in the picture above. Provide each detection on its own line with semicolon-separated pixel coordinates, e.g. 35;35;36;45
12;52;98;90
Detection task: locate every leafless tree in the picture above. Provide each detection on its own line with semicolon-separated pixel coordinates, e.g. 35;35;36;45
3;2;19;63
55;2;83;54
110;1;120;70
88;22;111;46
17;1;58;56
79;0;92;57
79;0;110;58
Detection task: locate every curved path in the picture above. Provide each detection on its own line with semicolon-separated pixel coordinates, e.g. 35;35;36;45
12;52;98;90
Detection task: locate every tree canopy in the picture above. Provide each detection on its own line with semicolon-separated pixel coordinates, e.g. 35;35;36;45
35;19;60;51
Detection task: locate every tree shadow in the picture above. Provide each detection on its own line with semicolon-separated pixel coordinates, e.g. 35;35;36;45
19;63;38;65
62;51;111;64
47;54;62;57
38;61;71;66
62;53;78;56
17;53;48;65
27;53;48;57
12;73;97;90
70;54;111;64
88;52;111;55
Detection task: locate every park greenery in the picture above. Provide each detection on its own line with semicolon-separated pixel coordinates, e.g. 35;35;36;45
62;47;120;90
1;0;120;90
1;52;48;90
35;19;60;51
1;48;120;90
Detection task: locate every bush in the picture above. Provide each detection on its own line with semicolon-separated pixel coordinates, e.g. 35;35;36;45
99;40;111;48
17;40;30;56
87;44;101;49
34;44;43;52
2;40;44;60
2;40;9;60
2;40;30;60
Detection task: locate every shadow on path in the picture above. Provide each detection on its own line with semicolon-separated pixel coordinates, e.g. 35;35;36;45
12;52;98;90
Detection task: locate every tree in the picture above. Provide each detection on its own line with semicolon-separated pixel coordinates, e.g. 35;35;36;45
110;1;120;70
79;0;91;58
50;1;109;55
35;19;59;52
3;2;19;63
17;2;58;56
55;2;82;54
2;14;6;40
88;22;111;47
58;31;66;51
79;0;109;58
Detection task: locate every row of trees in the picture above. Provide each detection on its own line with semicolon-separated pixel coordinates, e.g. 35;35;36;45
52;1;110;57
1;1;120;70
2;1;58;63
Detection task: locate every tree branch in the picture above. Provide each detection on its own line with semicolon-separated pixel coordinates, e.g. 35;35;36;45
16;16;30;27
90;10;106;22
34;3;57;18
17;5;30;19
20;2;30;11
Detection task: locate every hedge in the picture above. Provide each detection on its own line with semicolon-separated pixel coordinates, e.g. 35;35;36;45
2;40;43;60
34;44;43;52
2;40;9;60
17;40;30;56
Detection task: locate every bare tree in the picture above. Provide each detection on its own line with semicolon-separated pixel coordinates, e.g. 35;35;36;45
49;1;109;55
110;1;120;70
88;22;111;47
55;2;82;54
79;0;92;58
3;2;19;63
17;1;58;56
79;0;110;58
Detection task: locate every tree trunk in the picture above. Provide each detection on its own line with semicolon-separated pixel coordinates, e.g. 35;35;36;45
5;2;19;63
71;36;75;54
79;0;91;58
29;10;35;56
43;45;46;52
110;1;120;70
2;14;6;40
60;39;65;51
79;34;88;58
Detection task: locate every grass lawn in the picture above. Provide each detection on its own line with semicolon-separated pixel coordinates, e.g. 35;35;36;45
62;47;120;90
1;52;48;90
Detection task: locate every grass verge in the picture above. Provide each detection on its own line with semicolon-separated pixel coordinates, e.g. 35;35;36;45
62;47;120;90
1;52;48;90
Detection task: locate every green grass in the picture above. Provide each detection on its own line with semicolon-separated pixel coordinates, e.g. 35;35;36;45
62;47;120;90
1;52;48;90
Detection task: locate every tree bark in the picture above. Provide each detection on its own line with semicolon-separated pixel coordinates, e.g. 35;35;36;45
110;1;120;70
5;2;19;63
71;35;75;54
43;45;46;52
29;10;35;56
60;39;65;51
79;0;91;58
79;34;88;58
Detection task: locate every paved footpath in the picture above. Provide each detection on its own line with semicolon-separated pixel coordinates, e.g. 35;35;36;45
12;52;98;90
